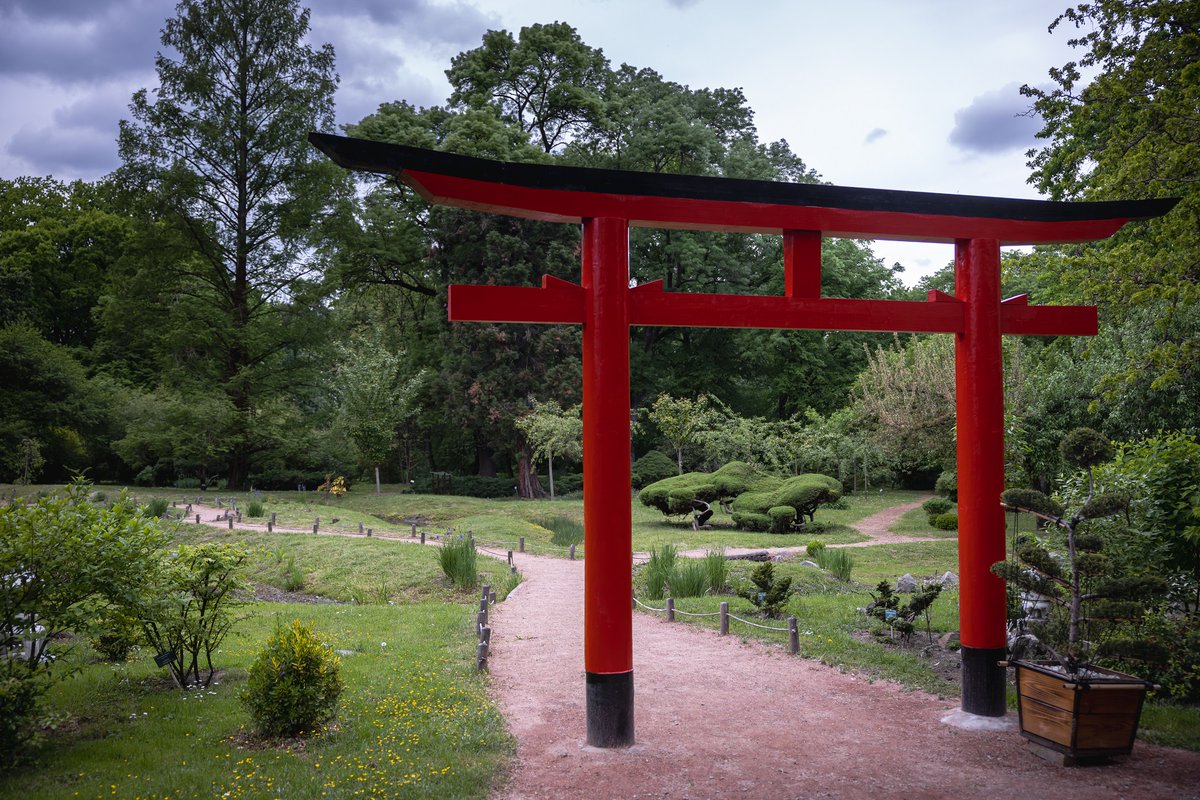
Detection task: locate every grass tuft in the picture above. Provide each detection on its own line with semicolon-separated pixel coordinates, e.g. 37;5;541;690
439;535;478;588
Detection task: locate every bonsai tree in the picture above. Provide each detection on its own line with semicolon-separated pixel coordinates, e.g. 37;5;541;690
737;562;792;618
992;428;1168;674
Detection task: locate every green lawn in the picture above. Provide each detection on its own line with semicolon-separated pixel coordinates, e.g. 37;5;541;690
0;603;514;800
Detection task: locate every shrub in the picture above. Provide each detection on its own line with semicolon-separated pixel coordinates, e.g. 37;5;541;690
805;541;826;561
921;497;952;521
702;549;728;593
768;505;797;533
138;543;249;689
822;496;851;510
545;517;584;547
737;562;792;618
815;548;854;581
668;559;709;598
439;536;478;588
0;676;43;770
174;477;201;489
631;451;678;489
90;610;142;662
413;474;517;498
730;511;771;531
640;461;770;517
143;497;170;518
730;473;843;531
245;500;265;518
932;512;959;531
935;469;957;501
241;620;343;738
283;556;305;592
643;545;677;600
551;474;584;495
134;466;155;486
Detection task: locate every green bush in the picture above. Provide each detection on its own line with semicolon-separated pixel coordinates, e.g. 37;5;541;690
730;473;843;531
822;496;851;510
640;461;771;516
413;474;516;498
283;556;305;592
241;620;343;738
173;477;201;489
134;466;155;486
143;497;170;518
805;541;826;561
768;505;797;533
702;549;728;593
932;512;959;531
815;548;854;581
438;536;478;588
935;469;957;501
643;544;677;600
545;517;584;547
668;559;709;598
737;562;792;618
550;474;583;495
631;451;678;489
730;511;771;531
0;676;44;770
921;498;952;518
245;500;266;518
90;610;142;662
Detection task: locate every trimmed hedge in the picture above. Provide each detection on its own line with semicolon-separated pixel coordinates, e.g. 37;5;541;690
730;473;843;532
631;451;678;489
639;461;773;516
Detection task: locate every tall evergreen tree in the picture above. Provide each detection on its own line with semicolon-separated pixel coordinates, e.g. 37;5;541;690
118;0;347;488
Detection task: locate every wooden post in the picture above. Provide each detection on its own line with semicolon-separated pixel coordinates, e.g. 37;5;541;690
227;517;233;530
358;521;363;533
480;625;492;646
666;597;675;622
511;564;517;574
236;511;241;523
788;617;799;654
420;530;426;545
314;518;319;533
477;610;487;630
270;511;276;525
507;549;513;565
366;528;372;537
482;586;491;605
720;602;729;636
490;590;496;604
519;536;525;553
411;523;417;538
267;521;273;533
569;543;576;560
476;641;489;672
195;514;200;524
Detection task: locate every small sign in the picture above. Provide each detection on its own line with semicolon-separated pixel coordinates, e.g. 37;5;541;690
154;651;175;668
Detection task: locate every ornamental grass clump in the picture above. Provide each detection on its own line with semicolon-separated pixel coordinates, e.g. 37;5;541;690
992;428;1169;675
815;547;854;581
668;559;709;598
546;516;584;547
241;620;343;738
702;549;728;593
643;544;677;600
439;535;478;589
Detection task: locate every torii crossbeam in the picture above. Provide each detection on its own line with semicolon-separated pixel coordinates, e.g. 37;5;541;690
311;132;1176;747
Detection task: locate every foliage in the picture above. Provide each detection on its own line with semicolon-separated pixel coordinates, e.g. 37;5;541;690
814;548;855;582
245;500;265;518
737;562;793;618
143;497;170;518
730;473;843;531
90;610;143;663
668;560;710;599
438;536;478;589
995;430;1169;673
0;675;43;771
639;461;769;518
515;399;582;498
646;394;718;474
805;541;826;561
867;580;944;642
118;0;346;489
241;619;343;738
921;497;952;523
702;550;728;594
0;483;167;765
931;512;959;531
317;475;348;498
138;543;250;689
631;451;678;489
934;469;957;501
412;474;517;498
643;545;678;601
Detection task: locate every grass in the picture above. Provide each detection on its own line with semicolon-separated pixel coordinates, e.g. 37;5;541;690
439;535;479;589
0;603;514;800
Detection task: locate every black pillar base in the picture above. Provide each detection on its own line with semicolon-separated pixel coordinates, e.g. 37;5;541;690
961;645;1007;717
586;671;634;747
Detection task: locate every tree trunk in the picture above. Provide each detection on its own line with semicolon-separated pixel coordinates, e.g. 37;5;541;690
374;464;381;496
548;452;555;499
517;451;545;499
677;447;683;475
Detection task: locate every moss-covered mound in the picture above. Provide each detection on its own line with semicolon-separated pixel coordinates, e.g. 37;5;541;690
638;461;775;516
730;473;843;532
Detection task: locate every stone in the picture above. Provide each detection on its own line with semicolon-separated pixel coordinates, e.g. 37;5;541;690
939;570;959;587
799;560;820;568
896;573;918;593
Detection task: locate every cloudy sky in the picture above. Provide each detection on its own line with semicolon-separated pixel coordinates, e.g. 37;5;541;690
0;0;1083;282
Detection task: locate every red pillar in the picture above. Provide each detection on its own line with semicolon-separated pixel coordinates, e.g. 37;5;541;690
581;217;635;746
954;238;1008;716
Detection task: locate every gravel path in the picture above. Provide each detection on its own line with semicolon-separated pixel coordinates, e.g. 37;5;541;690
487;509;1200;799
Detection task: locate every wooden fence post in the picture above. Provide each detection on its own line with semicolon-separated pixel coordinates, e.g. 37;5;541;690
358;521;363;534
313;518;319;534
227;517;233;529
481;586;491;606
788;616;799;654
420;530;426;545
507;550;513;565
366;528;372;537
476;641;489;671
270;511;276;525
477;609;487;630
195;514;200;524
666;597;675;622
267;521;273;533
519;536;525;553
720;602;729;636
569;544;576;560
490;590;496;604
411;523;417;538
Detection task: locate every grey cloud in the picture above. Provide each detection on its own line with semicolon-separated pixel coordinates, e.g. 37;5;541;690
864;127;887;144
0;0;163;83
0;0;130;20
8;120;119;179
948;82;1041;154
322;0;496;45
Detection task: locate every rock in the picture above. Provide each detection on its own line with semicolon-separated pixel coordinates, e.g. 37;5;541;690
799;560;820;568
896;573;918;593
726;550;771;562
938;631;960;649
939;571;959;587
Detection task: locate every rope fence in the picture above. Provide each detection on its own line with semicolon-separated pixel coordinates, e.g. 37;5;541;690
634;594;801;653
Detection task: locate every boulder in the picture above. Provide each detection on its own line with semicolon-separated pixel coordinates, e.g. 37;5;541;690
896;573;919;593
938;571;959;587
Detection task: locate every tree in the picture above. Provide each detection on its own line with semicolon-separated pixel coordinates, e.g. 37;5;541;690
515;399;582;498
335;336;426;495
1020;0;1200;432
118;0;346;488
646;393;718;474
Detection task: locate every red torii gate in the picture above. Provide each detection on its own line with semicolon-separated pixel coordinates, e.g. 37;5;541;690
310;132;1175;747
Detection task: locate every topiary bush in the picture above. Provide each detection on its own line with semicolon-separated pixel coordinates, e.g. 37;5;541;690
932;512;958;531
241;620;343;738
730;473;842;532
640;461;771;517
768;505;797;533
921;497;952;523
738;562;793;618
934;469;957;501
729;511;771;531
631;451;678;489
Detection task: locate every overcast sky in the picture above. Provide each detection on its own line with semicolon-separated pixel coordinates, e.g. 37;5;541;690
0;0;1084;283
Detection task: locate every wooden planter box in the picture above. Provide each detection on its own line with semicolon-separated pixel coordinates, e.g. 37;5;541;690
1014;660;1152;764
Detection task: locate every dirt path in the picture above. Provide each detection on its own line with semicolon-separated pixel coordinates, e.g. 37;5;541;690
488;550;1200;799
